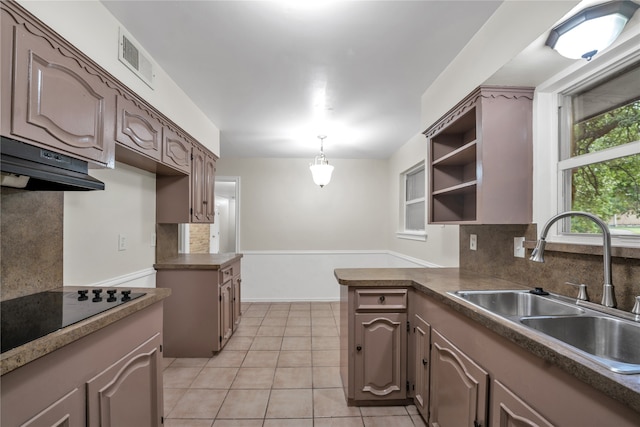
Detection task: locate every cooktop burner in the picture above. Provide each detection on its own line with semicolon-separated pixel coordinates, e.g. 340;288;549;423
1;289;145;353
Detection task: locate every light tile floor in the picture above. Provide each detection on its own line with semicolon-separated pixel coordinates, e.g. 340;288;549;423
163;301;427;427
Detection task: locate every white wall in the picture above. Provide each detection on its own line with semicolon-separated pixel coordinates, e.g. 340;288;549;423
216;158;389;251
387;133;459;267
17;0;220;155
64;163;157;288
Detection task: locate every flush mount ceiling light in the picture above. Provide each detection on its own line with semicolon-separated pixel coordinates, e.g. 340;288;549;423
309;135;334;188
546;0;639;60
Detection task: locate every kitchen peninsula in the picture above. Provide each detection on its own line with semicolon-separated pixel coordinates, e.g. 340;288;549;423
155;252;243;357
335;267;640;427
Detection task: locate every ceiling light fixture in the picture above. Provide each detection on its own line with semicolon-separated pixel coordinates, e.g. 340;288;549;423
545;0;639;61
309;135;334;188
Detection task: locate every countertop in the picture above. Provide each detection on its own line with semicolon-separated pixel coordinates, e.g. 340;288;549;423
0;286;170;376
334;267;640;413
154;253;243;270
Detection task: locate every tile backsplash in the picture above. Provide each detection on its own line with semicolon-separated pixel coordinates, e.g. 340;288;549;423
1;189;63;301
459;224;640;312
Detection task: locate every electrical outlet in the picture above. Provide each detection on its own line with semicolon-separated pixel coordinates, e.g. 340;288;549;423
514;236;525;258
118;234;127;251
470;234;477;251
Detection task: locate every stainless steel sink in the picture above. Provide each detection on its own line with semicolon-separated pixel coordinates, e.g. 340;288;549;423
449;289;640;374
520;316;640;373
452;290;585;317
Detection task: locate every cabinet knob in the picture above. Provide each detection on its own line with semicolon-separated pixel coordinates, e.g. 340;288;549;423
422;358;428;366
356;345;362;352
379;295;385;303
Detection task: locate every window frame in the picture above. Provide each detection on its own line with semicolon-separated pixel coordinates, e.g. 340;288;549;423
534;30;640;249
397;162;427;241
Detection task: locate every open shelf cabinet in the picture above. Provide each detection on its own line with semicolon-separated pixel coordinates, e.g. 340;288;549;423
424;86;534;224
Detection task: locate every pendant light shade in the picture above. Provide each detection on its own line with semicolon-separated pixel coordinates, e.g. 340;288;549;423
546;1;639;60
309;135;334;188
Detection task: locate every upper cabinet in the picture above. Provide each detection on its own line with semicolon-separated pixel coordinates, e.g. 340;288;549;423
115;95;163;162
162;125;192;175
1;3;115;167
424;86;534;224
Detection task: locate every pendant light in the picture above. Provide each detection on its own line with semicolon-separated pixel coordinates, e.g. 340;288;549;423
309;135;334;188
545;1;639;61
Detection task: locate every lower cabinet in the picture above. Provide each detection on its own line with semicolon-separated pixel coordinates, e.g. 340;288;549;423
412;314;430;420
156;259;242;357
1;302;164;427
492;380;553;427
429;329;488;427
341;288;409;405
20;388;84;427
354;312;407;401
86;334;163;427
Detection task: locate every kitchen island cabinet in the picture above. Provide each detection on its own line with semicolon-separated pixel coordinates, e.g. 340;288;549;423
1;289;169;427
154;253;242;357
335;268;640;426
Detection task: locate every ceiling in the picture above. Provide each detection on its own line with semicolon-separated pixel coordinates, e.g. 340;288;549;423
100;0;504;159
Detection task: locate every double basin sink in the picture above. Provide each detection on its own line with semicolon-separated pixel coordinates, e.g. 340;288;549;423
449;289;640;374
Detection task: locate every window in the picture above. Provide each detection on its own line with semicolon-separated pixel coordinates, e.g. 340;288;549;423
398;163;426;240
559;61;640;238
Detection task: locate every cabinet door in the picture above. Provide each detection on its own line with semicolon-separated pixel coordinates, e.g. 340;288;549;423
191;145;206;222
414;314;431;420
492;380;553;427
233;276;241;330
86;334;163;427
354;312;407;401
20;388;84;427
162;126;191;174
219;280;234;349
115;95;162;161
204;153;216;222
9;21;115;167
429;329;488;427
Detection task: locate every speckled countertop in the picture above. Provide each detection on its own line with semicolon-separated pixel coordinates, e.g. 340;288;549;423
334;267;640;413
0;286;170;376
154;253;242;270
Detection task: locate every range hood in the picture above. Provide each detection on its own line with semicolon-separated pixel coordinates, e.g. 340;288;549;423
1;137;105;191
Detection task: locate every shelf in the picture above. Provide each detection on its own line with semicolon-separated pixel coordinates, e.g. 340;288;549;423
432;140;476;166
432;181;477;196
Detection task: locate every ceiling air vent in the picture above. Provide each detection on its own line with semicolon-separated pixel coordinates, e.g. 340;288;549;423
118;27;154;89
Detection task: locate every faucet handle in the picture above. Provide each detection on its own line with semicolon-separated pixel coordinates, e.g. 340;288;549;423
632;296;640;315
564;282;589;301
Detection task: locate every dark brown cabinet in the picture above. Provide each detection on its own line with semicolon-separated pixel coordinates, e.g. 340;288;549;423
1;5;115;167
424;86;534;224
429;329;489;427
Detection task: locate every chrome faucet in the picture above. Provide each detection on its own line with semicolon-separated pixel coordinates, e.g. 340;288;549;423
530;211;616;308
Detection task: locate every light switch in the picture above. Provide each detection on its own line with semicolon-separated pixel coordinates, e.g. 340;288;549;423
514;237;525;258
470;234;477;251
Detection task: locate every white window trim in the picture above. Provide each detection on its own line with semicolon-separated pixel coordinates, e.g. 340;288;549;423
398;162;427;241
534;30;640;249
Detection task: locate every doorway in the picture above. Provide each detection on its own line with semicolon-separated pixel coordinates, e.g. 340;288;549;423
211;177;239;253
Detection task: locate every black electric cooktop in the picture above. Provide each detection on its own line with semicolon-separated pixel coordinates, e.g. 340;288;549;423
1;289;145;353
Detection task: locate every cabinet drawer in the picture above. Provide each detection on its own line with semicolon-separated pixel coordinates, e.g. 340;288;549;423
220;261;240;282
355;289;407;311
